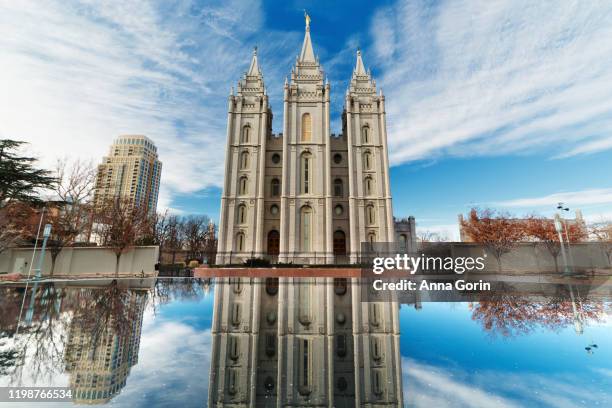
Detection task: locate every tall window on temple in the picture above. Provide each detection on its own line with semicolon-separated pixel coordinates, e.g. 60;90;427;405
372;369;384;396
298;280;312;326
301;113;312;141
271;178;280;196
228;368;239;395
399;234;408;252
231;302;241;326
364;151;372;170
300;206;312;252
298;339;311;396
334;178;343;197
239;177;248;195
364;177;373;196
241;125;250;143
371;336;383;362
301;153;311;194
368;231;376;246
229;335;240;361
236;232;245;252
237;205;246;224
240;151;249;169
367;205;375;225
362;125;370;144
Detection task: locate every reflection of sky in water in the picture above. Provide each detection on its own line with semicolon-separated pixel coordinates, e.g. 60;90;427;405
400;303;612;407
2;283;611;407
111;289;215;408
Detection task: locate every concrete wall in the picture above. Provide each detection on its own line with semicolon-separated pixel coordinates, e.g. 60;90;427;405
0;246;159;277
425;242;612;274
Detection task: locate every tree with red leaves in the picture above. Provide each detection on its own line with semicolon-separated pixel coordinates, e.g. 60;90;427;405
460;208;526;272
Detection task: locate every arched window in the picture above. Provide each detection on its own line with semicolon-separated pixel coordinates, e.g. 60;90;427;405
399;234;408;251
362;125;370;144
271;178;280;197
367;205;375;225
301;153;312;194
298;339;311;396
237;205;247;224
368;231;376;245
334;178;343;197
239;177;248;195
240;151;249;170
236;232;245;251
241;125;250;143
333;230;346;256
363;151;372;170
364;177;374;196
300;206;312;252
301;113;312;142
229;335;240;361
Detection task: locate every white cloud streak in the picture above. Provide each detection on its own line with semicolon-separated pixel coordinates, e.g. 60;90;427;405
372;0;612;164
0;0;298;212
403;358;612;408
493;188;612;208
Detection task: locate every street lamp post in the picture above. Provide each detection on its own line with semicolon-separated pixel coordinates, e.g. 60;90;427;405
554;214;571;276
557;203;576;275
35;224;52;280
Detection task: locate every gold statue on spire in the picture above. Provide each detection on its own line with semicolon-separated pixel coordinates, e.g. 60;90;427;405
304;10;311;30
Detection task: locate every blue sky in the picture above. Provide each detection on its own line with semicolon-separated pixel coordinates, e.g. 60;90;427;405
1;0;612;238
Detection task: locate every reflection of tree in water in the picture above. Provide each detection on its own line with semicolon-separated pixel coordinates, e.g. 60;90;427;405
69;280;140;351
0;288;25;377
0;281;147;402
1;284;68;385
64;280;147;403
470;291;607;337
150;278;211;313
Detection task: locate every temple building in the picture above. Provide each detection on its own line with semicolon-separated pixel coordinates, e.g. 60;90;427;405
208;278;404;406
216;16;415;264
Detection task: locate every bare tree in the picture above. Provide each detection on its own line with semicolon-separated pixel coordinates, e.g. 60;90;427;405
417;230;449;242
164;215;184;264
460;208;526;272
44;159;96;275
203;221;217;264
182;215;209;261
590;221;612;266
525;216;587;272
95;199;148;276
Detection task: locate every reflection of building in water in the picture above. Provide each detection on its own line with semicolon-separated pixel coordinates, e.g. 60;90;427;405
64;291;146;404
209;278;403;406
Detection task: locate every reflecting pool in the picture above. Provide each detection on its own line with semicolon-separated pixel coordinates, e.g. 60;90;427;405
0;278;611;407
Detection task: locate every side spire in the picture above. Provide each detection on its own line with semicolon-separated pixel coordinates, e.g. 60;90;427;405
299;12;316;62
247;46;261;76
355;49;367;75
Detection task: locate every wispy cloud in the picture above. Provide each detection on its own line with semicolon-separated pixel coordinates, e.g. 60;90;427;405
0;0;298;212
403;358;612;407
372;0;612;164
493;188;612;208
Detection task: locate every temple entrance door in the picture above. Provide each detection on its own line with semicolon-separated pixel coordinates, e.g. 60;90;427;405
267;230;280;256
333;230;346;256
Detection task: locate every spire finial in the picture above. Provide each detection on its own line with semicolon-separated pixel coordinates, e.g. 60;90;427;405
304;10;311;31
253;46;257;55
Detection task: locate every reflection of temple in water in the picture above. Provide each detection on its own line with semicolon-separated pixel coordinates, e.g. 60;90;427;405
209;278;403;406
63;289;147;404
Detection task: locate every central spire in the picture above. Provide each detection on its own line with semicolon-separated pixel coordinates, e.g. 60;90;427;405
299;12;316;63
247;46;261;76
354;49;367;75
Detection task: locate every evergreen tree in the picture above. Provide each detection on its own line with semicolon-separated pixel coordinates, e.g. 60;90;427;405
0;139;56;208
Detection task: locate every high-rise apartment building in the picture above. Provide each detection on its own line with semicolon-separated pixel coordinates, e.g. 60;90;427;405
94;135;162;212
